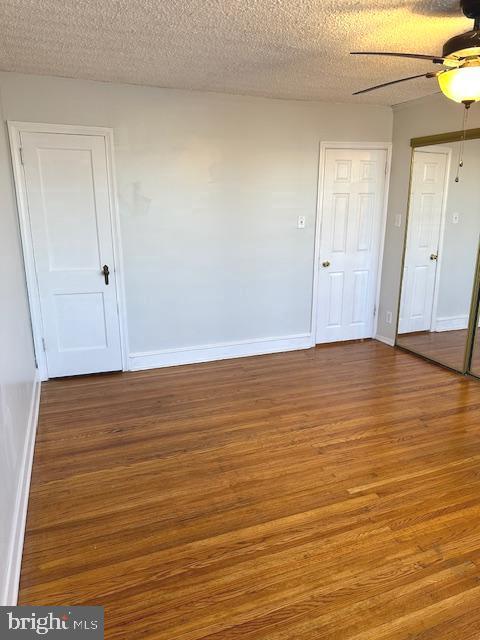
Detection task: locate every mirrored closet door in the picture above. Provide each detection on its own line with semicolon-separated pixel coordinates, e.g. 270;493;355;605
396;130;480;376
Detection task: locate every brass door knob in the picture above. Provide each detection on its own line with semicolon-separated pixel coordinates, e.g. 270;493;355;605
430;253;438;261
322;260;331;268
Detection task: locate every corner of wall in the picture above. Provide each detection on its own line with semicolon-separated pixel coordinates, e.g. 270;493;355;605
1;372;41;606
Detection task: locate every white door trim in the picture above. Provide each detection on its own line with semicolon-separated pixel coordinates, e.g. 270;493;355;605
7;121;129;381
310;141;392;344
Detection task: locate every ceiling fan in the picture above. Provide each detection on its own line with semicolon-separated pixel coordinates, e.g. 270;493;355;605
351;0;480;104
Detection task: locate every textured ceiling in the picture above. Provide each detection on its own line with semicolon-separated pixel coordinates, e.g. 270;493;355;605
0;0;474;104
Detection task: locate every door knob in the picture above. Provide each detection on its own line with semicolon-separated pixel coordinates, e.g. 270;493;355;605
102;264;110;285
322;260;331;268
430;253;438;261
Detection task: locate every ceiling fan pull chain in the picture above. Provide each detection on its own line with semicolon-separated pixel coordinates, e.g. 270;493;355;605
455;103;471;183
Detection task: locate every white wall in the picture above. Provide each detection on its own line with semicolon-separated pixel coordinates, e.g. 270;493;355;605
435;139;480;323
377;94;480;342
0;89;38;603
0;72;392;364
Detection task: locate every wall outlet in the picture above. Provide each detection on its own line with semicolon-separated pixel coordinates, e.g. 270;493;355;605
386;311;393;325
297;215;306;229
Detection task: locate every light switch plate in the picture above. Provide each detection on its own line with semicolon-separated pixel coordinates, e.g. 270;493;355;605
297;215;306;229
452;212;460;224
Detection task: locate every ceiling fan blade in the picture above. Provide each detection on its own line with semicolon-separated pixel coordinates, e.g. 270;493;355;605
351;52;445;63
353;73;435;95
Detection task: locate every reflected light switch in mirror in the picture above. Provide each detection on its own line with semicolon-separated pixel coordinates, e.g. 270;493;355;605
452;212;460;224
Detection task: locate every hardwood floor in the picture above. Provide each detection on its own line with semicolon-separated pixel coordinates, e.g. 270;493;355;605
19;341;480;639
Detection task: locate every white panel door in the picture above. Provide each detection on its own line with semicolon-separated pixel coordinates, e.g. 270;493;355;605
398;150;448;334
316;148;387;344
21;131;122;377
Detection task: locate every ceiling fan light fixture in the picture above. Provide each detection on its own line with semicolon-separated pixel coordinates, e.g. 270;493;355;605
350;0;480;99
437;64;480;103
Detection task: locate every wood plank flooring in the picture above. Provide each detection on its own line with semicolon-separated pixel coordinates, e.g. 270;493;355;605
19;341;480;639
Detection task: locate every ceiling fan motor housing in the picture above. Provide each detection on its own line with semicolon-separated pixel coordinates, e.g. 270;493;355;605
460;0;480;19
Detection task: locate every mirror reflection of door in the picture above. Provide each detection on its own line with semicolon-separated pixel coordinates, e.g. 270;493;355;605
397;138;480;373
399;149;449;334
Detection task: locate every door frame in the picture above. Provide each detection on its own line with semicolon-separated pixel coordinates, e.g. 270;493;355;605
7;121;129;381
311;141;392;345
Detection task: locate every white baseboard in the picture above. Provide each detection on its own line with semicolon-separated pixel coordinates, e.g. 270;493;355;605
434;315;469;332
129;333;313;371
2;372;41;606
375;334;395;347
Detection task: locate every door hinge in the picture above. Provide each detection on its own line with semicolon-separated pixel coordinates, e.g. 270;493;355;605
42;337;46;352
19;147;24;165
